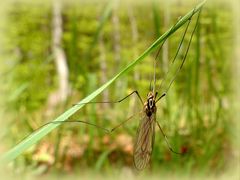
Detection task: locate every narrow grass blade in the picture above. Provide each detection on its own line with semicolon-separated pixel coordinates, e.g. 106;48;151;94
86;0;115;56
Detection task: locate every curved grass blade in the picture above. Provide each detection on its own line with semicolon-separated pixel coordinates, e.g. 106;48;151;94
0;0;206;164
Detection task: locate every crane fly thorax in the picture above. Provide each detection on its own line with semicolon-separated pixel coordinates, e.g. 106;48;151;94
144;92;157;117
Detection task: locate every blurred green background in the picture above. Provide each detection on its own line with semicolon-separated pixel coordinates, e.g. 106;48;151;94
0;0;239;179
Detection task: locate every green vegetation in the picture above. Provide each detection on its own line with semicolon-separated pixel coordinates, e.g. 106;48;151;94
0;0;238;178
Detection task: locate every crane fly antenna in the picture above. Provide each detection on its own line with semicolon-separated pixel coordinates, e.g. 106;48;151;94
149;78;153;91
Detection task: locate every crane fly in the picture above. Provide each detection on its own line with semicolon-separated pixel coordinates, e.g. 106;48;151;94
19;7;202;171
132;7;201;170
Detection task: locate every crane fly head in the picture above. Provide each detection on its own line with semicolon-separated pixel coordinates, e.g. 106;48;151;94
147;91;154;99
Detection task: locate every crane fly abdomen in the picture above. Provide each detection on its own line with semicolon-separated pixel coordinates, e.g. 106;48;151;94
133;92;157;170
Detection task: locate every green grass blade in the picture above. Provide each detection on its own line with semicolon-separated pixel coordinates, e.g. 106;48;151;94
86;0;114;56
0;0;206;164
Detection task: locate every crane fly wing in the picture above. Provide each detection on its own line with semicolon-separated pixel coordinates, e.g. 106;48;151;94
133;112;156;170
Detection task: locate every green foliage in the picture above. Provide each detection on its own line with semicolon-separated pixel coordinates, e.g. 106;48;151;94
0;0;236;177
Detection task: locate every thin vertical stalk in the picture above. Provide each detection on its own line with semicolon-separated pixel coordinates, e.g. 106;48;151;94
99;33;109;109
52;0;69;103
163;1;171;122
127;4;140;115
112;1;122;96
